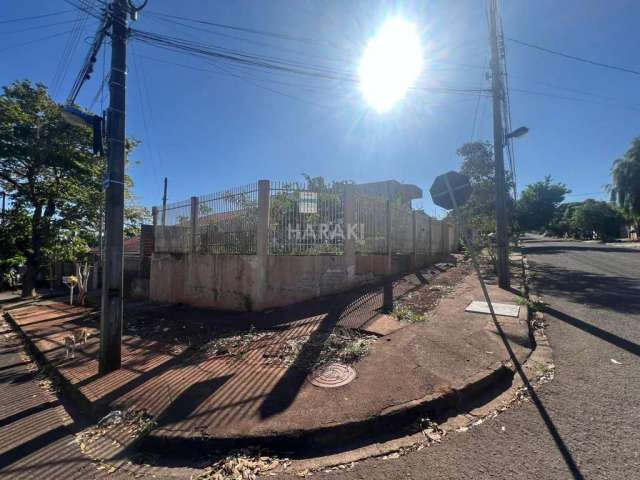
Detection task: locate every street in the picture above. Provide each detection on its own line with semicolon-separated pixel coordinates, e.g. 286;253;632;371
291;239;640;479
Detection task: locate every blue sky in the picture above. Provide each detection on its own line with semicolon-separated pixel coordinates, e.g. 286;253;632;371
2;0;639;217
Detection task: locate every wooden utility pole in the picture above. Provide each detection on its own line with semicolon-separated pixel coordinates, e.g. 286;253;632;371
100;0;128;374
161;176;168;225
489;0;510;289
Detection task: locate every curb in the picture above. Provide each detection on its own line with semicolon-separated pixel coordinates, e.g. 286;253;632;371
139;363;514;456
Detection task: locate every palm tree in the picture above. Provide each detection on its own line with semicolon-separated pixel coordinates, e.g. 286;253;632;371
610;137;640;237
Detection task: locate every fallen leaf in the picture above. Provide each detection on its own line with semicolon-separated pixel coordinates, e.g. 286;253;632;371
611;358;622;365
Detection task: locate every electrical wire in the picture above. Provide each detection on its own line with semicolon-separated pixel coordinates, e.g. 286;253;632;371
507;37;640;77
67;7;110;104
509;87;640;111
0;18;82;35
130;28;489;99
145;10;324;46
130;43;161;185
51;2;94;99
0;29;76;53
0;10;73;24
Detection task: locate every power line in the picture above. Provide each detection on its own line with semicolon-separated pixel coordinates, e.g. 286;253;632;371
509;87;640;111
131;28;489;99
130;43;161;185
0;18;81;35
0;29;76;53
0;10;73;24
507;37;640;76
51;3;94;99
146;10;323;46
67;8;110;104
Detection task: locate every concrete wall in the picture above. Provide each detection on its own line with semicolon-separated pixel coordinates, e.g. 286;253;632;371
150;253;258;310
150;250;454;311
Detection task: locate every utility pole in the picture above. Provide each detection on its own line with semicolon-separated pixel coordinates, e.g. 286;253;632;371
489;0;510;289
1;191;5;225
100;0;128;374
161;176;168;225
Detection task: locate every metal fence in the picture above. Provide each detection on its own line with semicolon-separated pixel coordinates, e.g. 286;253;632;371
154;180;456;257
390;205;413;254
354;192;387;254
415;213;431;254
269;181;344;255
155;198;192;253
198;184;258;254
155;184;258;254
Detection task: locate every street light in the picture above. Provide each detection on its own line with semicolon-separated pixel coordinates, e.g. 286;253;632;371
505;126;529;140
61;106;104;155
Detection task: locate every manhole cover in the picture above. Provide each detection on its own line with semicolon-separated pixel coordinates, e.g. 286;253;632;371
308;362;356;388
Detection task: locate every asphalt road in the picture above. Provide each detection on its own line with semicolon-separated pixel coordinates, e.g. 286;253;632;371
290;239;640;479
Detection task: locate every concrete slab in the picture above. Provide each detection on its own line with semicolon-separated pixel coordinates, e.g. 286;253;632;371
359;313;406;336
465;301;520;317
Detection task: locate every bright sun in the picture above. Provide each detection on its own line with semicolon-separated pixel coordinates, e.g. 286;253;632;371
359;18;423;113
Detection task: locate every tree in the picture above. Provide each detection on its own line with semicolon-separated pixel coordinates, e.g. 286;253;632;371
570;199;624;241
610;137;640;235
516;176;570;232
0;204;30;289
453;141;515;235
0;80;145;296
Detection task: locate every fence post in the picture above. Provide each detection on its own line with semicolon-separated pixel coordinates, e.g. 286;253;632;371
152;206;158;227
190;196;199;254
383;199;393;312
411;210;417;269
343;184;356;280
427;216;432;258
255;179;271;310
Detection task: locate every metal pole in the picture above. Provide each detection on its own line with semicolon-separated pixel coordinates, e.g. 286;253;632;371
161;176;167;226
489;0;510;289
100;0;128;375
442;175;500;328
383;199;393;312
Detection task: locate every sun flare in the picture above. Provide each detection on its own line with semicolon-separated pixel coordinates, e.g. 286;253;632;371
359;18;423;113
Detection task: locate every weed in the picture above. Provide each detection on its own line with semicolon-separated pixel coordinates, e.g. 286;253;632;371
341;338;371;362
392;303;426;323
515;296;545;312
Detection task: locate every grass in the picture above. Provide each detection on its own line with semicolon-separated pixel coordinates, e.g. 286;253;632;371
392;303;426;323
340;338;371;362
515;296;545;312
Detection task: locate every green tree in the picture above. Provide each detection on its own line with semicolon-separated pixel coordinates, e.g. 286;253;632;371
0;80;145;296
0;204;30;288
516;176;570;232
454;141;515;235
570;199;624;241
610;137;640;235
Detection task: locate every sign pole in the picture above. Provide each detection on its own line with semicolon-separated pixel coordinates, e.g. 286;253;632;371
441;174;501;329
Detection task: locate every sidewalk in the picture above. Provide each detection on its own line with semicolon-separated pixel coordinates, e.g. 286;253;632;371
0;316;108;479
3;256;532;457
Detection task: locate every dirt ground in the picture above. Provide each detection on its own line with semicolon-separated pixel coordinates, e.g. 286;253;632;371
116;254;474;370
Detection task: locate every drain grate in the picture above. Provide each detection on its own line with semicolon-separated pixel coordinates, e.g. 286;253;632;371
308;362;357;388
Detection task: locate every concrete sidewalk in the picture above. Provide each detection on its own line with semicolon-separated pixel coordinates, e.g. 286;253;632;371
3;259;531;457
